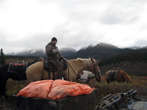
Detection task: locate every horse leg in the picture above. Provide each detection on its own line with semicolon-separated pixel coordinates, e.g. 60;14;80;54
57;72;63;79
0;79;7;97
48;72;55;80
63;72;67;80
0;70;9;97
106;79;111;83
47;72;51;79
52;72;55;80
53;72;61;80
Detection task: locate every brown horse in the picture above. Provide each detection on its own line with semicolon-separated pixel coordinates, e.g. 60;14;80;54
105;69;131;83
26;58;101;82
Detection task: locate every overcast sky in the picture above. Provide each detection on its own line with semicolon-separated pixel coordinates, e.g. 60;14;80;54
0;0;147;53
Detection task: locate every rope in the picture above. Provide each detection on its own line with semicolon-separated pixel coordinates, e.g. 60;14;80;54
66;61;78;80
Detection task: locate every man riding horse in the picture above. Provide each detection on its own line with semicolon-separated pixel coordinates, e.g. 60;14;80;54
44;37;67;79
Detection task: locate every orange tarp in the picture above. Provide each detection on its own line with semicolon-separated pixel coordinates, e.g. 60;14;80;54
17;80;94;100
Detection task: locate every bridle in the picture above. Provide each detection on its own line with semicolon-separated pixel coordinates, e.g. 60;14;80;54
65;58;101;81
86;58;101;81
86;58;97;73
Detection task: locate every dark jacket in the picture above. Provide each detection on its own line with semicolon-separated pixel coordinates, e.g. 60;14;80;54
45;42;61;60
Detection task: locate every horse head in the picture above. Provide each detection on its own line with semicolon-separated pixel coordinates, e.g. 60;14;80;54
83;58;101;82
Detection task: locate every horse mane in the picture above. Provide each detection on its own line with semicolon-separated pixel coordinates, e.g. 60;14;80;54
74;58;93;66
67;58;93;74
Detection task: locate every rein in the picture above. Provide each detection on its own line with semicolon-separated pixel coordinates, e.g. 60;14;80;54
86;61;96;74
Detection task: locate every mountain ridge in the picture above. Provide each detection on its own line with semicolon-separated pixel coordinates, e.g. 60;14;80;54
6;42;147;60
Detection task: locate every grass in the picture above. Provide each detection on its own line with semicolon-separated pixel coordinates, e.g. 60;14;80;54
6;75;147;99
6;79;28;96
88;75;147;98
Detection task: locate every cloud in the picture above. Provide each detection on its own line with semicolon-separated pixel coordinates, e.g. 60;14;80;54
100;0;143;25
0;0;67;39
1;0;147;53
53;21;105;50
0;34;8;52
133;40;147;47
0;0;4;3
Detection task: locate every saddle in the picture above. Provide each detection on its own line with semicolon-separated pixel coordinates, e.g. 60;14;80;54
8;63;26;72
44;58;67;73
44;60;56;72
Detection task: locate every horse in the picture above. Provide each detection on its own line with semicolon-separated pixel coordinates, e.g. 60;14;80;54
105;69;132;83
0;63;29;96
26;58;101;82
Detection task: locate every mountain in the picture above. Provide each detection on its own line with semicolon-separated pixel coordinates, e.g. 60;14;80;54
99;48;147;76
60;48;76;58
100;49;147;65
128;46;141;50
142;46;147;49
8;48;77;58
6;42;147;61
12;49;45;57
95;43;119;49
73;43;122;59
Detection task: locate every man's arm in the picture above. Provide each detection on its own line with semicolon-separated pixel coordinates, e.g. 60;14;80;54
46;44;54;56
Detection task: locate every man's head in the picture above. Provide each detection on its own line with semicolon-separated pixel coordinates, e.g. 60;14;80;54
51;37;57;45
